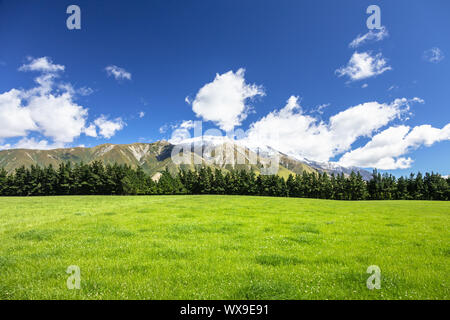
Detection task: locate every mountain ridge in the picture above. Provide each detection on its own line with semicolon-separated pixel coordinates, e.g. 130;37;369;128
0;140;372;179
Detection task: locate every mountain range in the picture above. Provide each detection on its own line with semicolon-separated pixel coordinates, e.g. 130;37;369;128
0;139;372;180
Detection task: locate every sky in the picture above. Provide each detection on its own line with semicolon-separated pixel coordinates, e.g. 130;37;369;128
0;0;449;176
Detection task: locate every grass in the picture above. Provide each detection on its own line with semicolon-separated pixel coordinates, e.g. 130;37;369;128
0;195;448;300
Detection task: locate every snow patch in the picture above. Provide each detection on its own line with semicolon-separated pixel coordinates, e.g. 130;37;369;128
25;152;33;161
128;144;150;162
97;145;115;157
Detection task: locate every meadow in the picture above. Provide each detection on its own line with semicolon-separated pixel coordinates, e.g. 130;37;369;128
0;195;448;300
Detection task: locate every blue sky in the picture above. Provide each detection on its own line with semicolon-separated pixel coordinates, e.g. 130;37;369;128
0;0;449;175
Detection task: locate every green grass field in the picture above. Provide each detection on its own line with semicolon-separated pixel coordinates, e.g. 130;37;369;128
0;195;448;300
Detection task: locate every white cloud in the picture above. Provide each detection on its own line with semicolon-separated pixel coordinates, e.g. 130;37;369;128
169;128;192;144
15;137;56;150
338;124;450;169
191;68;265;131
0;57;125;150
362;83;368;88
423;47;444;63
159;124;169;134
139;111;145;118
336;51;391;81
165;120;198;144
179;120;195;129
0;58;88;145
83;124;97;137
105;65;132;81
19;56;65;73
242;96;421;163
349;27;389;48
0;137;64;151
163;120;197;144
0;89;37;138
0;143;11;150
310;103;330;115
77;87;94;96
159;120;194;135
94;115;125;139
26;92;88;144
388;85;398;91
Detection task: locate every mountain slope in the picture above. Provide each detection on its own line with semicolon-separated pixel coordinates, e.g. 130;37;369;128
0;140;370;179
0;141;173;175
0;140;316;177
304;159;373;181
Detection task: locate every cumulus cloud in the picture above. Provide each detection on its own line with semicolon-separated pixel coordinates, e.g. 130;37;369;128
338;124;450;169
329;97;422;154
169;128;192;145
242;96;422;163
159;120;195;135
0;58;87;145
12;137;57;150
105;65;132;81
191;68;265;131
179;120;195;129
83;124;98;138
336;51;391;81
19;56;65;73
162;120;197;144
0;89;37;138
311;103;330;115
26;92;88;144
139;111;145;118
423;47;445;63
349;27;389;48
0;137;58;151
0;57;125;150
94;115;125;139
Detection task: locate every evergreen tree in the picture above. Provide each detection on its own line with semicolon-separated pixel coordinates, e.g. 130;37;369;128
0;161;447;200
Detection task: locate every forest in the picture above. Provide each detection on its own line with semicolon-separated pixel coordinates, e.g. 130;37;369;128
0;161;448;200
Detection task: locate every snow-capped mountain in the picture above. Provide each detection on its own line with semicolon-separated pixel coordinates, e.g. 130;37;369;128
0;136;372;179
177;135;373;179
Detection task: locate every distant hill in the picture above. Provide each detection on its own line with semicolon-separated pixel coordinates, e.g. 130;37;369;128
0;139;371;179
304;159;373;181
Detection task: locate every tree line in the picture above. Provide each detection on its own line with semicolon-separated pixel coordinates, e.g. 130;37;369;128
0;161;448;200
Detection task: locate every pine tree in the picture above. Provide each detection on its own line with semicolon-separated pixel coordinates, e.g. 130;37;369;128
212;168;226;194
0;161;447;200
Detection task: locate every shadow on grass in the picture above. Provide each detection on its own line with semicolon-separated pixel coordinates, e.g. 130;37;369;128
14;229;57;241
255;254;304;267
233;280;298;299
